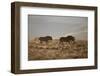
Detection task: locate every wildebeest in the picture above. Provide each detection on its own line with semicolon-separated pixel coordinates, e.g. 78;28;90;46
59;35;75;50
60;35;75;44
39;36;52;44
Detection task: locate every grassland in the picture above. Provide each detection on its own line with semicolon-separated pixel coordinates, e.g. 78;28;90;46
28;38;88;60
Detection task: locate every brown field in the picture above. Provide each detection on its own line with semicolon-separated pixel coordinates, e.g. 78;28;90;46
28;38;88;60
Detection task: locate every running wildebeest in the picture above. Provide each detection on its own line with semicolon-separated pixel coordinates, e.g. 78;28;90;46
39;36;52;44
59;35;75;50
60;35;75;43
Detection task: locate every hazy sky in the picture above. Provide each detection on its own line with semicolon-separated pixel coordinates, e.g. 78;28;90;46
28;15;88;40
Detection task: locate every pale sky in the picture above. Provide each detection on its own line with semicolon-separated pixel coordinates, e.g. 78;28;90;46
28;15;88;40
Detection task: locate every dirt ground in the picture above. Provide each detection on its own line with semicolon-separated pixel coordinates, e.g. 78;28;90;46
28;39;88;60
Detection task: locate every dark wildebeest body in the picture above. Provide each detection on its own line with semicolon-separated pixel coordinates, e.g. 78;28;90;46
39;36;52;44
60;36;75;43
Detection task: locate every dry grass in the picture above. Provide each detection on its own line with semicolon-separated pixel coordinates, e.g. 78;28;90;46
28;38;88;60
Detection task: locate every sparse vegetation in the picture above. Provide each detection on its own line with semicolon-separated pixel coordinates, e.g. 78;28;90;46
28;37;88;60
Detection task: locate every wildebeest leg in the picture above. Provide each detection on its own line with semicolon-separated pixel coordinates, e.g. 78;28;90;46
46;41;48;49
68;42;73;49
58;41;62;50
70;41;75;49
59;42;64;51
66;42;69;49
